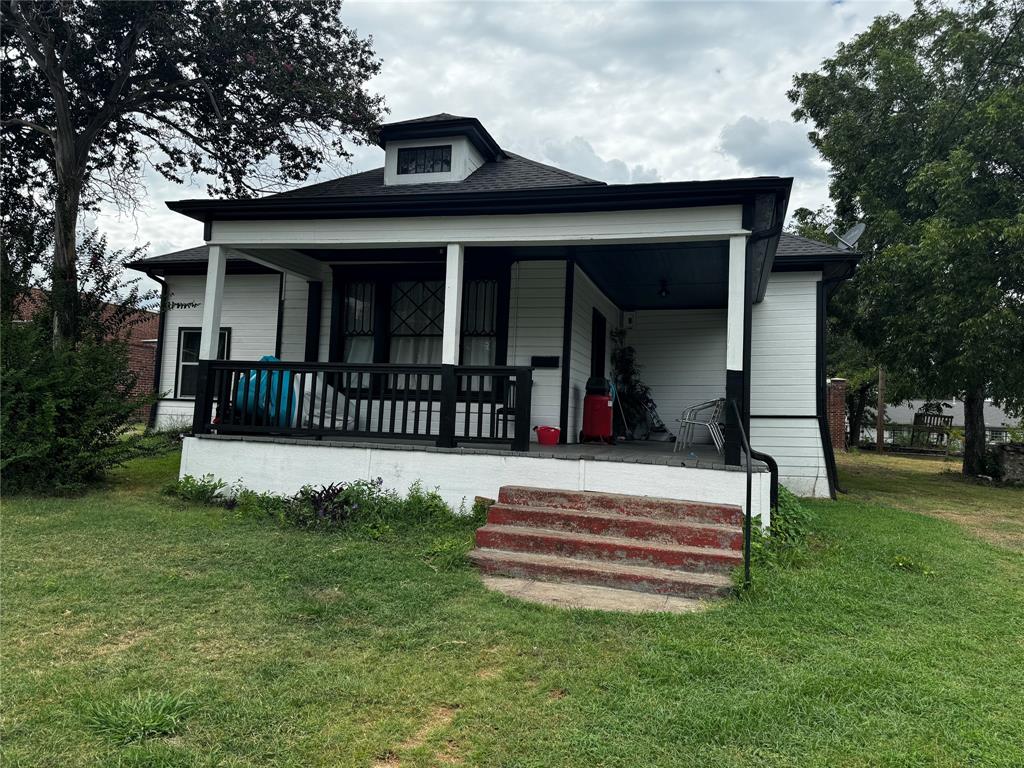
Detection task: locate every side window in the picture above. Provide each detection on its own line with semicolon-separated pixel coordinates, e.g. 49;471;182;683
176;328;229;398
341;281;375;363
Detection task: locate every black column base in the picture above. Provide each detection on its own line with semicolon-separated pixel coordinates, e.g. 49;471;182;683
724;369;745;465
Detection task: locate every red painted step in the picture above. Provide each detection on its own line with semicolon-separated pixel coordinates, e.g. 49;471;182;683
496;486;743;526
486;504;743;551
469;548;733;599
475;524;742;574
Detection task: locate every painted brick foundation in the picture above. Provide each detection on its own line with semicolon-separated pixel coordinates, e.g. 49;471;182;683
470;486;743;599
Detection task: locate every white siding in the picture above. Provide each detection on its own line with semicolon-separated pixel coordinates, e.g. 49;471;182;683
567;267;619;441
750;271;819;416
508;261;565;438
210;205;745;247
749;271;828;497
626;309;728;441
153;273;281;430
278;273;308;361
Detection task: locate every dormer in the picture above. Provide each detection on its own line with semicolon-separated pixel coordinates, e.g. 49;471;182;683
378;113;507;186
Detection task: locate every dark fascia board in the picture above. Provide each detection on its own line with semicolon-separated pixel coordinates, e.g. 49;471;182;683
166;176;795;223
126;260;279;277
377;116;505;160
772;251;862;273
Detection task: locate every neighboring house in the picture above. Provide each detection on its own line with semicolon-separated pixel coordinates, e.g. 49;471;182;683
14;288;159;419
863;398;1021;444
130;113;859;523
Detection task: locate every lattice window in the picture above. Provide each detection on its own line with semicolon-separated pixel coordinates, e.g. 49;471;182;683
389;280;444;363
397;145;452;175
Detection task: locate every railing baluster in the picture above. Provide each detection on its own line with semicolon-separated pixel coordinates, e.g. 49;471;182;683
401;373;410;437
388;373;398;435
413;374;422;436
319;370;329;432
375;372;385;434
489;373;499;440
425;373;434;436
475;374;484;439
351;371;361;433
330;372;340;431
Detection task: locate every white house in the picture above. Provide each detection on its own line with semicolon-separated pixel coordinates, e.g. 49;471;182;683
131;113;858;536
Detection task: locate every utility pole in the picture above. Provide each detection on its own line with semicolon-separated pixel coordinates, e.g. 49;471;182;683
876;366;886;453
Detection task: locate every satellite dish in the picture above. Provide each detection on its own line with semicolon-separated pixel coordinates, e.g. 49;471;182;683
827;222;865;250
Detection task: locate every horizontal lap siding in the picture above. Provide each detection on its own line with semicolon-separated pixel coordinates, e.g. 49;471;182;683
627;309;727;440
154;274;281;430
750;271;828;497
568;267;619;441
508;261;565;438
278;274;308;361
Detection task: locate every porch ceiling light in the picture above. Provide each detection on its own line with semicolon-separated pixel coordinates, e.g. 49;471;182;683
658;279;670;298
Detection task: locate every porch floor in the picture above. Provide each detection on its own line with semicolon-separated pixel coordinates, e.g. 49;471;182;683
199;433;767;473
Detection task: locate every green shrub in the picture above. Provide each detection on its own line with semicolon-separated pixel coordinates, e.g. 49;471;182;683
163;474;226;504
1;232;158;494
750;485;815;568
1;321;154;493
232;488;291;520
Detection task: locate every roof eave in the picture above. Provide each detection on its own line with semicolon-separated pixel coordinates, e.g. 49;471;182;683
166;176;795;223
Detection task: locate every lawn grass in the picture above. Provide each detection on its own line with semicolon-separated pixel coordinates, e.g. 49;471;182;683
3;450;1023;767
836;450;1024;550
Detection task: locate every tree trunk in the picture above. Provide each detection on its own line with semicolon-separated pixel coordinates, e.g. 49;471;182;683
962;384;987;476
51;150;82;347
848;383;870;447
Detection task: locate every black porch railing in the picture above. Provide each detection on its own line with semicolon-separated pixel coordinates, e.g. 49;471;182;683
191;359;533;451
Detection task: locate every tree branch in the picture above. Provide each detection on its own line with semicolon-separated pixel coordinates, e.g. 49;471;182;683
0;117;53;137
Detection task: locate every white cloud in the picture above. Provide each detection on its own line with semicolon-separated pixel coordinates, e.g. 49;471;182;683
90;0;913;271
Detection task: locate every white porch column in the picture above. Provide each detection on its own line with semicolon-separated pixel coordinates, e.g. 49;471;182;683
199;245;227;360
725;235;747;372
441;243;464;365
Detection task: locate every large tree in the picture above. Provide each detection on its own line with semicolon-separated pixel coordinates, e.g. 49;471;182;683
1;0;385;344
790;0;1024;475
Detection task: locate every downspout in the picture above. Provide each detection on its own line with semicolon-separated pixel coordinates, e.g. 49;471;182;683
147;274;168;431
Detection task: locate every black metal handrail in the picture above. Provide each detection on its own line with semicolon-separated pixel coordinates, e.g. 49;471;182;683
729;398;753;590
191;359;533;451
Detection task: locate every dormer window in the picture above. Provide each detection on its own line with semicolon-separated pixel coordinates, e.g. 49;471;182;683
397;145;452;175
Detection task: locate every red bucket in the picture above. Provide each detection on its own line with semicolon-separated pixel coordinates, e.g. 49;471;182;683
534;425;560;445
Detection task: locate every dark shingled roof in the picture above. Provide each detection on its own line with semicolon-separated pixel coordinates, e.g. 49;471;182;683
266;152;603;200
382;112;468;126
776;232;852;258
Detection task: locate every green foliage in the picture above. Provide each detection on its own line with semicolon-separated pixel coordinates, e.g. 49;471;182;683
1;232;161;493
751;485;815;568
790;1;1024;474
610;327;653;436
83;691;194;744
162;474;226;505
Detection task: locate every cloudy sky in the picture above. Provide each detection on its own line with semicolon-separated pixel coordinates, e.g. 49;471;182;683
94;0;913;273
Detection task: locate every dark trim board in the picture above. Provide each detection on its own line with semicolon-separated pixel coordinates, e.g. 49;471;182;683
558;260;575;444
304;281;323;362
816;279;839;499
274;274;284;359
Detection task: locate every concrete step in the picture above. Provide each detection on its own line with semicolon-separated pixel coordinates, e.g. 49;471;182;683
486;504;743;550
475;524;743;573
469;548;733;599
480;576;708;614
497;486;743;526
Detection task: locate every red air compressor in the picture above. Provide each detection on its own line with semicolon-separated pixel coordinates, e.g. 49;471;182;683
580;376;614;444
